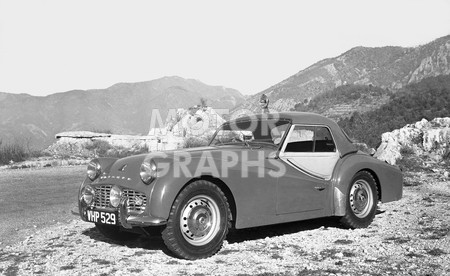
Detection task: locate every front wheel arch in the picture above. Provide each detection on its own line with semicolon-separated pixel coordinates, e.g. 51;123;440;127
173;176;236;229
161;179;231;259
198;176;236;227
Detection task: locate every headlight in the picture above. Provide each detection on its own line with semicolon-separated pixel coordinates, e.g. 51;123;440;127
87;160;101;181
140;159;157;184
81;184;95;205
110;185;121;208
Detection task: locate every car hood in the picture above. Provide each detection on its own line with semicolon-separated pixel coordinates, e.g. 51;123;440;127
104;145;260;178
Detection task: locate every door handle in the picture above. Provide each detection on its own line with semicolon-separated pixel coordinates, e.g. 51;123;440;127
314;187;325;191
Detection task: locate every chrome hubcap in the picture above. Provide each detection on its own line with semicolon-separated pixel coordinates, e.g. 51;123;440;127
180;195;220;246
349;179;373;218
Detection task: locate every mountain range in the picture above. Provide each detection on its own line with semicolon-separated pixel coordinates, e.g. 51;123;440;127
0;77;245;148
1;34;449;150
237;35;450;113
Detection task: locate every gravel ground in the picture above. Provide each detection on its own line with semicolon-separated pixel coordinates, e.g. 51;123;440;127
0;170;449;276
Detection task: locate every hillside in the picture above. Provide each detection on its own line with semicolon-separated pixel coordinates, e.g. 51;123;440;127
236;35;450;113
292;84;392;120
0;76;245;148
338;75;450;147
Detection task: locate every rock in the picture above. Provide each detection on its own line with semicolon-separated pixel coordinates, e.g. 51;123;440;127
47;106;226;158
374;117;450;165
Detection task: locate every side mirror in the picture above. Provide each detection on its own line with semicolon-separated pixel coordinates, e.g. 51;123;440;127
273;137;282;145
267;151;278;159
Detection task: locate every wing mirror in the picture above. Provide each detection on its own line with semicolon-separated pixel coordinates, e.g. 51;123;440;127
267;151;279;159
273;137;282;145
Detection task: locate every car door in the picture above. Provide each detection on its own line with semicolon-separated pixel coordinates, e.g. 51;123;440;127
276;124;339;215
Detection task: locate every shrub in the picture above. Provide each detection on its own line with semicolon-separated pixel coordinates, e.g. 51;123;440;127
411;133;424;145
400;146;415;155
85;140;114;157
336;75;450;147
397;155;424;173
84;140;150;158
0;140;28;165
183;136;209;148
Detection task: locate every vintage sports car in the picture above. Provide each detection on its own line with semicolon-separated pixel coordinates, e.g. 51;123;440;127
74;112;403;259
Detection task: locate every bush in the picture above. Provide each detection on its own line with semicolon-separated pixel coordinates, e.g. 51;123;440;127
400;146;415;155
0;140;28;165
338;75;450;147
397;155;424;173
85;140;114;157
84;139;150;158
183;136;210;148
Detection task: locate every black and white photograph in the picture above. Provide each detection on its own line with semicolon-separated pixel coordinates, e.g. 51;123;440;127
0;0;449;275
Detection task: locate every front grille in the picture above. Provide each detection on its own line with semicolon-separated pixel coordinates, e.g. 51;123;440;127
94;185;111;208
123;189;147;212
93;185;147;213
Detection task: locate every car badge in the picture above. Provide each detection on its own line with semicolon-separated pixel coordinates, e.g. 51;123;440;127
134;196;144;206
119;164;128;171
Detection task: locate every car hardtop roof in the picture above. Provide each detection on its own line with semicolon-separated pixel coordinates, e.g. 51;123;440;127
227;112;357;157
229;112;336;126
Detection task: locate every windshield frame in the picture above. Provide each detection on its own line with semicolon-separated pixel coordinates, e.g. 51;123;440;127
208;118;292;149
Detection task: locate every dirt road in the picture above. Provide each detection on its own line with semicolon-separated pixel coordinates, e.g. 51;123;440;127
0;166;85;246
0;167;449;275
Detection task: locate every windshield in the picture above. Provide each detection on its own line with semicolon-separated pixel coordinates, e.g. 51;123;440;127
209;118;291;146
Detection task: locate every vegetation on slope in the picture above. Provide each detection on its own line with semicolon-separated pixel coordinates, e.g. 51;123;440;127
292;84;391;118
338;75;450;147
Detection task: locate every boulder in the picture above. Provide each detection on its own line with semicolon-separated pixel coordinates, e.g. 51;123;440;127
374;117;450;165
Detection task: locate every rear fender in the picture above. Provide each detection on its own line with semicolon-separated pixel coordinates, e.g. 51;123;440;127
332;153;402;216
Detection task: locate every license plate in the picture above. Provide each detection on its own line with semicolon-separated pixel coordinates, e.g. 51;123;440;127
86;209;117;225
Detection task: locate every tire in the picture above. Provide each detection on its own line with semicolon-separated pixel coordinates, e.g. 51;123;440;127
340;171;378;229
95;224;140;241
162;180;231;260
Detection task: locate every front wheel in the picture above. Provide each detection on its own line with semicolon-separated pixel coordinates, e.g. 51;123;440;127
340;171;378;229
162;180;231;259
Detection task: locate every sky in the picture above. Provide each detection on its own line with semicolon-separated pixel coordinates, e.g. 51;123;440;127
0;0;449;96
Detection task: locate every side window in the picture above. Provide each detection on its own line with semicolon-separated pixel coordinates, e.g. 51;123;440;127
285;126;314;152
284;125;336;153
315;127;336;152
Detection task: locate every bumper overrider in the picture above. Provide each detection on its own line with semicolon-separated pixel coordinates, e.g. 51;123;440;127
72;194;166;228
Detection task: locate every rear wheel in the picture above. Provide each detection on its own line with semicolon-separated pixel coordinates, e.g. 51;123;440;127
340;171;378;229
162;180;231;259
95;224;140;241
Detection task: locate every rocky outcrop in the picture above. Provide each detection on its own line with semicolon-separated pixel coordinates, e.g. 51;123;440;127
46;106;225;158
164;106;226;137
408;40;450;84
47;133;154;158
374;117;450;165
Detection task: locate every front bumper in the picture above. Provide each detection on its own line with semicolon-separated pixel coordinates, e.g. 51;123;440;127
74;197;166;228
118;197;166;228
